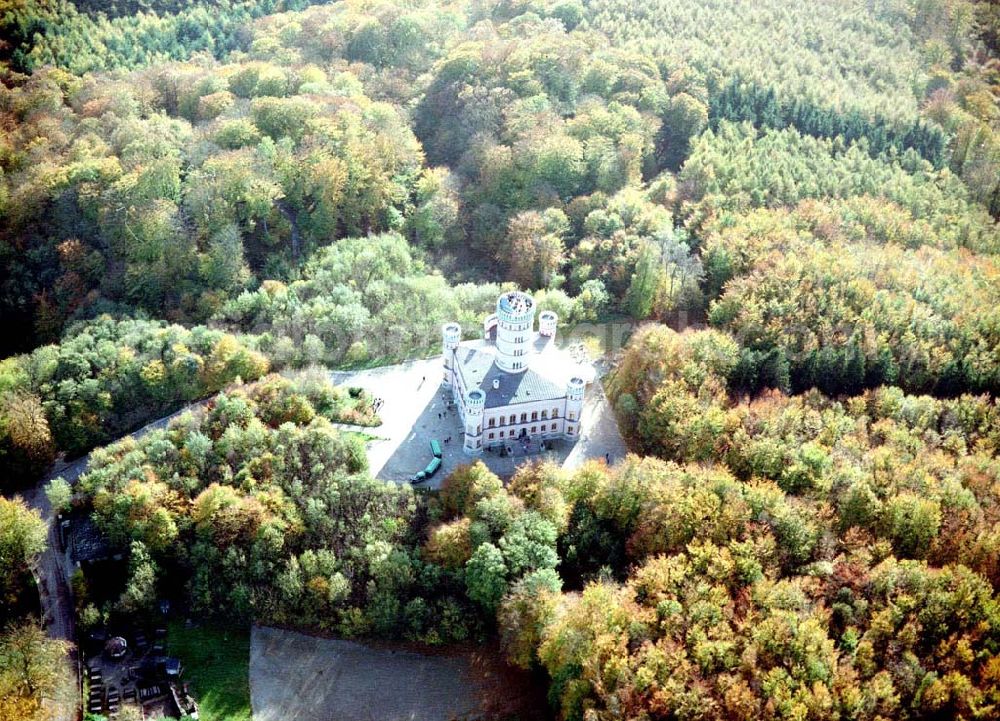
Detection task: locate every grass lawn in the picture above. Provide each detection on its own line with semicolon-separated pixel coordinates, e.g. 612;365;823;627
166;621;252;721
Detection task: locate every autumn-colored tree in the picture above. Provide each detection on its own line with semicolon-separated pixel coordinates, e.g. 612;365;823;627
0;621;73;721
423;518;473;570
0;393;55;488
0;498;46;615
439;462;505;518
506;209;568;290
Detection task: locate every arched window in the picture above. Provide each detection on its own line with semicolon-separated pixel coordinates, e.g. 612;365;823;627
551;408;559;418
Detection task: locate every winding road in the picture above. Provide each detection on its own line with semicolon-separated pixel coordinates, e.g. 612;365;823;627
21;392;377;695
21;402;209;721
17;362;618;719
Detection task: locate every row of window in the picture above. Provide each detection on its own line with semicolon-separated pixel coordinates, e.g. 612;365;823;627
487;424;574;440
488;409;558;426
486;409;575;427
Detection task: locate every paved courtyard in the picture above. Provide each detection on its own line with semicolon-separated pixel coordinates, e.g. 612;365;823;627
250;627;514;721
330;357;626;488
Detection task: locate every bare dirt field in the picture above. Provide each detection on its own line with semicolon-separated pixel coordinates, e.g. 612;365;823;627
249;626;549;721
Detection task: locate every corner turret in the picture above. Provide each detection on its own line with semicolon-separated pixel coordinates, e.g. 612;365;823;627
463;389;485;455
442;322;461;386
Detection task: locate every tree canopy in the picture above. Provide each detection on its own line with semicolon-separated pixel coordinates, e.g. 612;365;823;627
1;1;999;719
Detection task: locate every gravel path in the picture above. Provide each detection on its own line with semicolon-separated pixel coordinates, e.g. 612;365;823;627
331;357;627;484
563;379;628;470
332;358;460;487
20;481;78;721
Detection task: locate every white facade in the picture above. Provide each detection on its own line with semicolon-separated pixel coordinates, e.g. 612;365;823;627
441;321;461;386
539;310;557;338
442;291;588;455
494;291;535;373
462;388;485;454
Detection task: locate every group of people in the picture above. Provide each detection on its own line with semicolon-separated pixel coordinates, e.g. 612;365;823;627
437;393;456;420
371;397;384;412
486;437;541;457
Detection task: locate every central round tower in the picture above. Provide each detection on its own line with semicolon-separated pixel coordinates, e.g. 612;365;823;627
494;291;535;373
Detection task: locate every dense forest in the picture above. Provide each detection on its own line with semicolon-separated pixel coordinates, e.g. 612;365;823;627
2;0;1000;719
55;374;1000;718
